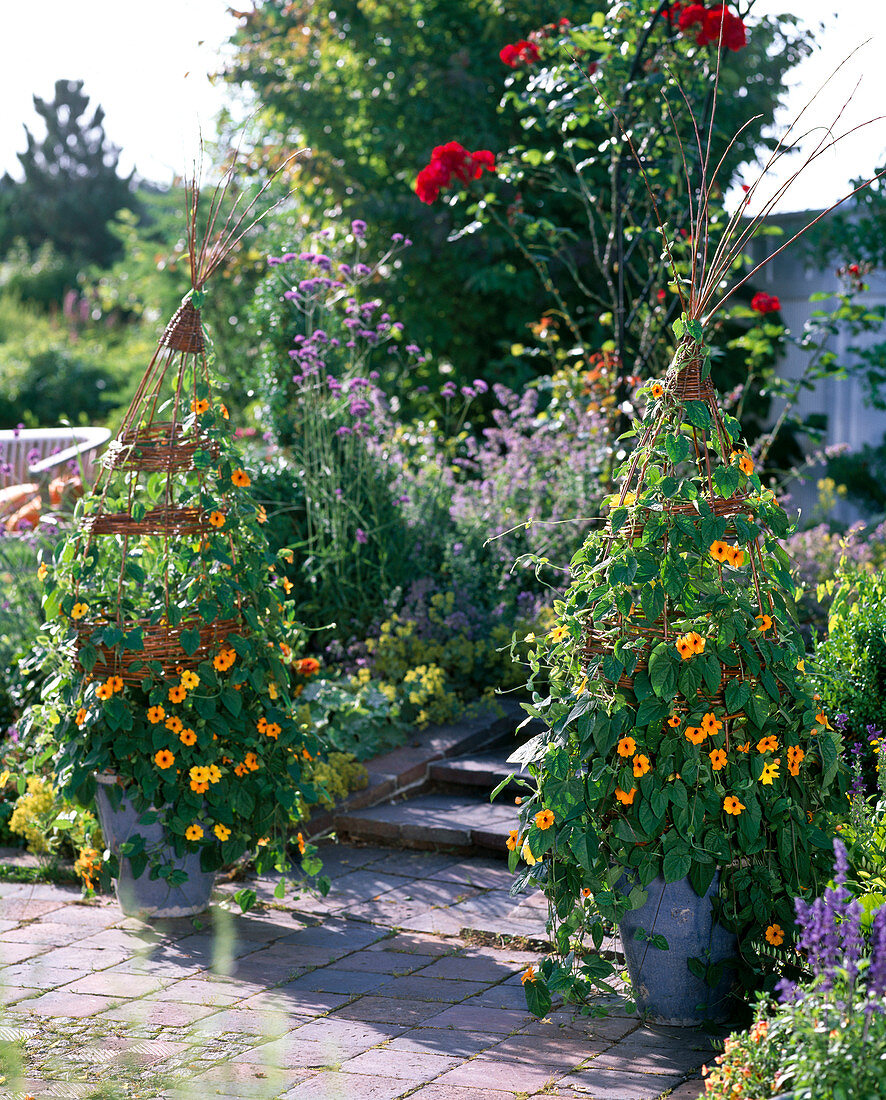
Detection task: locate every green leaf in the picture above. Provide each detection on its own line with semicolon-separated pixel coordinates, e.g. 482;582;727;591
725;679;750;713
688;860;716;898
648;642;675;698
712;465;741;497
180;628;201;656
684;402;711;430
640;583;665;623
665;434;691;465
198;599;219;624
662;847;692;882
221;689;242;717
524;977;553;1019
760;669;780;701
79;644;97;672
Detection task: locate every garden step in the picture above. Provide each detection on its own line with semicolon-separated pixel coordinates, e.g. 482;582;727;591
334;792;518;854
428;746;532;795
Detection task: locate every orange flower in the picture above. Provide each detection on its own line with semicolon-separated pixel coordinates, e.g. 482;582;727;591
506;828;520;851
736;741;751;753
710;541;730;563
154;749;175;770
581;887;592;898
245;752;259;771
617;736;636;758
650;383;664;399
268;682;279;700
687;632;705;654
37;562;48;581
192;398;210;414
302;748;312;760
709;749;727;771
296;657;321;677
234;763;248;777
108;676;124;694
208;511;225;529
765;923;784;946
615;787;636;805
723;795;745;816
738;453;754;476
702;712;723;735
179;728;197;746
757;735;778;754
231;468;251;488
684;726;707;746
520;966;536;985
75;708;87;727
787;746;805;776
756;613;773;632
165;716;184;733
727;546;745;568
190;766;210;785
186;824;203;841
147;705;166;724
675;635;694;660
97;682;114;701
265;722;281;739
816;712;832;729
281;577;293;594
214;823;231;841
219;403;230;420
667;715;681;728
632;754;651;778
71;602;88;620
257;717;268;733
297;831;306;854
168;685;187;704
257;505;268;524
534;809;555;831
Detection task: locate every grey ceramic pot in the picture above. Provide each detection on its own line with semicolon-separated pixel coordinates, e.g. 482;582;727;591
617;871;736;1025
93;773;216;919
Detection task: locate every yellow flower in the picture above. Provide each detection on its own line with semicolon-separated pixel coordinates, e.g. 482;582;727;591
154;749;175;770
632;754;651;778
214;823;231;841
534;809;555;831
702;712;723;735
548;625;568;643
520;966;536;985
185;824;203;841
181;671;199;690
147;705;166;724
75;708;87;727
506;828;520;851
71;602;88;620
521;841;537;865
765;923;784;946
710;541;730;563
189;766;210;784
37;562;48;581
208;511;225;529
231;468;251;488
709;749;727;771
168;685;187;704
207;765;222;784
615;787;636;805
726;546;745;568
268;682;279;700
760;759;780;785
179;728;197;746
723;795;745;816
796;658;805;673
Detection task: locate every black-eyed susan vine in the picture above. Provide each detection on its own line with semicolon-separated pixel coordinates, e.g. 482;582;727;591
24;175;330;888
510;320;847;1013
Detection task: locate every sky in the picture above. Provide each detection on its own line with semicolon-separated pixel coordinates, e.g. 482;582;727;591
0;1;885;212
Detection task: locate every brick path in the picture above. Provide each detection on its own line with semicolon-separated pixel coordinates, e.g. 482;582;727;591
0;842;711;1099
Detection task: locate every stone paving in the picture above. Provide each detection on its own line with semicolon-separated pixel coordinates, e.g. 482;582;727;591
0;841;712;1099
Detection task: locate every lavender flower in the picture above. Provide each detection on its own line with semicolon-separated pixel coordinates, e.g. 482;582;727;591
355;528;368;544
867;905;886;1013
351;219;367;239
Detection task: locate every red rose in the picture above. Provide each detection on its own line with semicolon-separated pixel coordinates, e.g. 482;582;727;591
499;38;540;67
677;3;706;34
701;5;746;50
415;144;496;204
661;1;683;23
751;292;781;314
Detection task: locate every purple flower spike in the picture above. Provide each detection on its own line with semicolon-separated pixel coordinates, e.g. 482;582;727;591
351;219;367;239
355;528;368;544
867;904;886;1012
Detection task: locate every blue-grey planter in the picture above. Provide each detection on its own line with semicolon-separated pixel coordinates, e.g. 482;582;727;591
618;871;736;1025
94;774;216;919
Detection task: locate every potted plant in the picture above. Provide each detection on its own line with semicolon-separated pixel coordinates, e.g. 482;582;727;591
24;186;329;917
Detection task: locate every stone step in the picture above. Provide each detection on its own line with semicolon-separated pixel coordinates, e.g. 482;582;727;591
428;746;532;794
334;792;518;856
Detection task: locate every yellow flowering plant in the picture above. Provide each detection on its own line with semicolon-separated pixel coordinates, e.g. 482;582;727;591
23;179;333;893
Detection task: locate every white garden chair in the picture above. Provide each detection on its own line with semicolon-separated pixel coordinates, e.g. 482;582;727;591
0;426;111;487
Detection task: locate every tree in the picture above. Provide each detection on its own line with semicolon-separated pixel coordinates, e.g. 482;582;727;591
2;79;137;268
223;1;809;386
